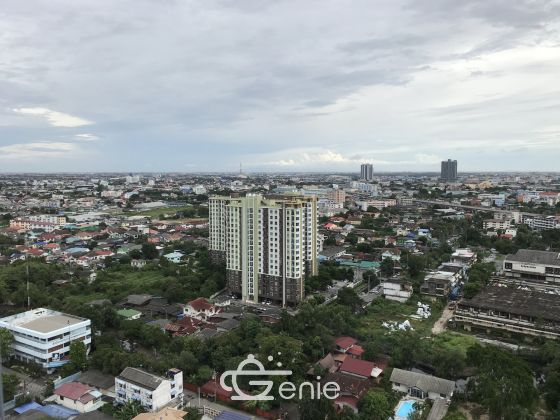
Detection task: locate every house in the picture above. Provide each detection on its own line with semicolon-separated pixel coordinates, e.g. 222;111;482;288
53;382;104;413
307;353;338;376
339;358;382;380
216;318;240;332
321;372;370;413
381;280;413;303
184;297;221;320
334;337;364;358
420;271;458;299
200;375;233;402
165;316;203;337
77;370;116;398
133;408;187;420
163;251;184;264
451;249;477;266
381;248;401;261
122;294;153;307
390;368;455;401
117;309;142;321
115;367;183;412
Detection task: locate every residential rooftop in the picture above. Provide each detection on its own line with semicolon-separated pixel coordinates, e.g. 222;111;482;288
0;308;89;334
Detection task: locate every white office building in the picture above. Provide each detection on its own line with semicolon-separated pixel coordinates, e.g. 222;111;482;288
115;367;183;412
0;308;91;372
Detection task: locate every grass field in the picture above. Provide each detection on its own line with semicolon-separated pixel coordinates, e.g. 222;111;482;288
358;296;444;338
129;205;196;218
432;331;478;357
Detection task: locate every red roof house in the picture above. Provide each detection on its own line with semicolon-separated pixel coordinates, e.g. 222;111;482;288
339;358;380;380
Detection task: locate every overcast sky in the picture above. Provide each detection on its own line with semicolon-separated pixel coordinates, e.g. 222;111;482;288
1;0;560;173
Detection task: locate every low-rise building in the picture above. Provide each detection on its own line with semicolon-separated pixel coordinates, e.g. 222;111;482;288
420;271;458;299
390;368;455;401
0;308;91;372
454;286;560;339
483;219;511;230
381;280;413;303
117;309;142;321
503;249;560;291
115;367;183;412
53;382;103;413
451;249;477;266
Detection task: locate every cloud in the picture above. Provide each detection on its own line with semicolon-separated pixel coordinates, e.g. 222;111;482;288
0;0;559;171
75;133;99;141
0;142;77;159
259;148;442;169
13;107;92;127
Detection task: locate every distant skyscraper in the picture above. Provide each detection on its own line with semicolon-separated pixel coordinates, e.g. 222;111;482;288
360;163;374;181
441;159;458;181
209;194;318;306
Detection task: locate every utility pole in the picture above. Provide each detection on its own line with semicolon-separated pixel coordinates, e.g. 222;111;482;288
26;264;30;309
0;342;4;420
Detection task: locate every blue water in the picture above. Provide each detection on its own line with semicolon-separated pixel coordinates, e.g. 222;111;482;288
396;400;416;417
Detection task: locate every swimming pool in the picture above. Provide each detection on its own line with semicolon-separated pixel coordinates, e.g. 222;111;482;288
395;399;416;418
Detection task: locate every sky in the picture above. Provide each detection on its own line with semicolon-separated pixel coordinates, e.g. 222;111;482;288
1;0;560;173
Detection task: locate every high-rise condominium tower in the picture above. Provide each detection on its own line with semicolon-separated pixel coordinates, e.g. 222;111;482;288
441;159;458;181
360;163;373;181
209;194;318;306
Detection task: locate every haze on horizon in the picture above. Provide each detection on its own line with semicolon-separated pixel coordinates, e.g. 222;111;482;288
1;0;559;173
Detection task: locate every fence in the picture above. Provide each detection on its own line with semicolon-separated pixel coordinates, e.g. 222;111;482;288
53;371;82;389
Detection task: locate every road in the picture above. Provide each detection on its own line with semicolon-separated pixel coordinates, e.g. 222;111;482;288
1;365;47;399
432;304;455;335
413;199;539;217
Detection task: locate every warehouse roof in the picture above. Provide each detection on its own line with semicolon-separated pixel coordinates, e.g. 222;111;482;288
459;286;560;322
505;249;560;266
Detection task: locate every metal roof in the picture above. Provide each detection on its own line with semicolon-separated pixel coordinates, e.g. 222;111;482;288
390;368;455;395
505;249;560;266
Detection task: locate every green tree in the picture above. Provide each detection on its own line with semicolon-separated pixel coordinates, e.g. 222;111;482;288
467;344;537;419
3;373;19;401
299;394;337;420
69;340;88;371
0;327;13;361
380;257;394;277
336;288;364;313
358;390;393;420
141;243;159;260
114;400;146;420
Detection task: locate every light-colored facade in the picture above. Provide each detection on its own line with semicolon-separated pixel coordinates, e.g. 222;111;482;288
10;215;67;232
381;281;413;303
53;382;104;413
209;194;318;306
503;249;560;290
522;214;560;230
0;308;91;371
327;188;346;204
483;219;512;230
116;367;183;412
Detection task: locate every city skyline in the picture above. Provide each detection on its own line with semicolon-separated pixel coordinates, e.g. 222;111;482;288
1;0;560;172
